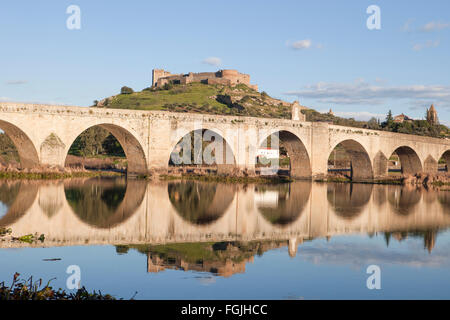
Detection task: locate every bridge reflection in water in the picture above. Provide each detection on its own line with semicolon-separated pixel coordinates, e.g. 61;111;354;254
0;178;449;277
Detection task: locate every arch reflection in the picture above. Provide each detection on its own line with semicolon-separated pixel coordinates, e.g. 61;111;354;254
387;186;421;216
255;181;311;226
168;181;235;225
0;181;38;227
64;177;146;228
327;183;373;219
437;190;450;213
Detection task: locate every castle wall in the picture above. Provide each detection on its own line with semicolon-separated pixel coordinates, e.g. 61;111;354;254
152;69;258;90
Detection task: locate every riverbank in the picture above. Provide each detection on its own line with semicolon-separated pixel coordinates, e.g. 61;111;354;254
0;162;123;180
0;163;449;187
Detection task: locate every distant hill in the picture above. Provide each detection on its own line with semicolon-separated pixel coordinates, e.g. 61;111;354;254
94;82;449;139
94;83;293;118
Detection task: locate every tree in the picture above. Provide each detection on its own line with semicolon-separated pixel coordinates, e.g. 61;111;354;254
386;110;393;123
69;127;110;157
367;117;380;130
120;86;134;94
102;134;125;157
382;110;394;129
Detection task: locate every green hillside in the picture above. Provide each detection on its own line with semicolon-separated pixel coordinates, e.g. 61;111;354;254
94;82;449;139
94;83;292;118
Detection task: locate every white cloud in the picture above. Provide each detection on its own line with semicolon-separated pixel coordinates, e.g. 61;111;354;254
315;43;324;49
402;19;414;32
285;79;450;110
0;97;11;102
420;21;450;32
288;39;312;50
5;80;28;85
319;110;385;121
202;57;222;67
402;20;450;33
413;40;440;51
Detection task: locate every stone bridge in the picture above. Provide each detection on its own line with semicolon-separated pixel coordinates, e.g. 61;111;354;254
1;102;449;180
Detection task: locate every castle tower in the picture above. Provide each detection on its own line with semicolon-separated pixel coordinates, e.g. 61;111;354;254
152;69;173;87
426;104;439;125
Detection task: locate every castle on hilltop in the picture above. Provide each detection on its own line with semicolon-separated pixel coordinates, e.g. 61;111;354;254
152;68;258;91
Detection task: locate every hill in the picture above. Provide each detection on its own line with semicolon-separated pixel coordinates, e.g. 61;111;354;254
94;83;293;118
94;82;449;139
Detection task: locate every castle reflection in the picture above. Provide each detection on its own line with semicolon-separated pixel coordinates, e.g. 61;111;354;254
0;178;449;277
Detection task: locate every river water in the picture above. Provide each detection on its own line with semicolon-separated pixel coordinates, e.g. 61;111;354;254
0;177;449;299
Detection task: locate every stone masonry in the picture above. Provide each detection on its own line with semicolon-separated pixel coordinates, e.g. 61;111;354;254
0;102;449;180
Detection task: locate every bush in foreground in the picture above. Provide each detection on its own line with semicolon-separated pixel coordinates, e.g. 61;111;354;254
0;273;117;300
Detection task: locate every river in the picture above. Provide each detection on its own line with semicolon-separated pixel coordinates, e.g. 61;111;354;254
0;177;449;299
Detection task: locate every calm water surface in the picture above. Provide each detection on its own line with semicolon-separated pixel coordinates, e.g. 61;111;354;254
0;177;449;299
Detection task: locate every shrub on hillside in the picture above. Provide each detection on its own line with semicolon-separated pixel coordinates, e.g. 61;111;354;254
120;86;134;94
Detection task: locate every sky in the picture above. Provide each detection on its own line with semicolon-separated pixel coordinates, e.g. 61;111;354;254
1;0;450;125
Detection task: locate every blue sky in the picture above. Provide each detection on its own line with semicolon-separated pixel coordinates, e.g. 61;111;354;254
1;0;449;124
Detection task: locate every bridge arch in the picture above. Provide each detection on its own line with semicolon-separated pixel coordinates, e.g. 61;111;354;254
0;119;40;168
328;139;373;180
168;128;236;174
258;130;311;178
64;123;147;174
387;146;423;175
438;150;450;172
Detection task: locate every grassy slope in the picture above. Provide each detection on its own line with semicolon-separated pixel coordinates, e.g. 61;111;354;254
98;82;449;138
98;83;292;118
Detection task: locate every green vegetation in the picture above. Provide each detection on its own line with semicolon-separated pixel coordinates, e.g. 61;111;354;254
120;86;134;94
0;227;45;244
303;109;449;138
95;83;449;139
96;82;292;118
68;127;125;158
0;133;19;164
0;273;117;300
